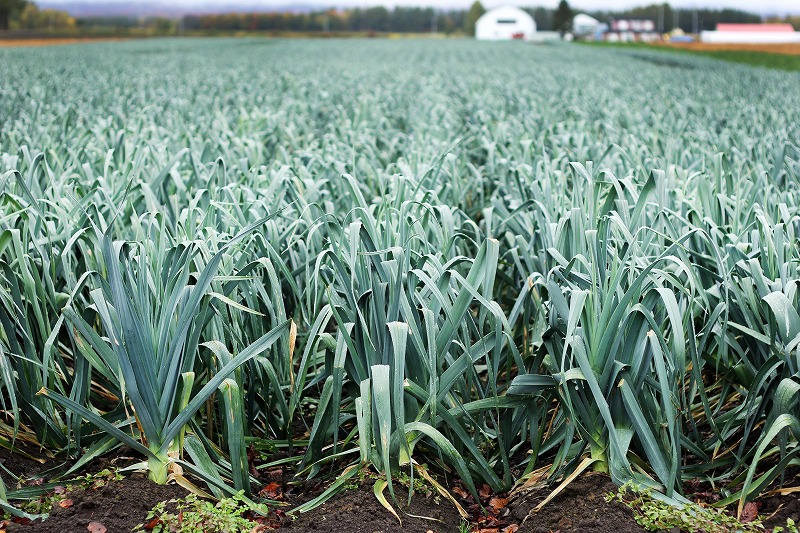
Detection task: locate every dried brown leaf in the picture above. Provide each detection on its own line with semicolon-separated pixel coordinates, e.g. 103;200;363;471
259;481;283;500
452;486;470;499
741;502;758;523
142;517;162;530
489;497;508;511
87;521;107;533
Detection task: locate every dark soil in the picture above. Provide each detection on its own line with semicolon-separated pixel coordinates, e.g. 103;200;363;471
759;469;800;531
3;444;800;533
2;447;188;533
274;482;464;533
0;446;62;488
762;493;800;530
7;473;189;533
507;472;647;533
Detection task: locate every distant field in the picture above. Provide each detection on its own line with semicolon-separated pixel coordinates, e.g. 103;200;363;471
584;39;800;70
0;37;125;47
658;41;800;56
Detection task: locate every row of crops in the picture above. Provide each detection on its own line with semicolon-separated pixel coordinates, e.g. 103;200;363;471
0;38;798;518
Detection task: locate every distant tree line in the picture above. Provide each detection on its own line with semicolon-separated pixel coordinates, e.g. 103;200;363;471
177;3;763;35
180;7;468;35
1;0;76;30
766;15;800;31
586;3;761;33
1;0;774;36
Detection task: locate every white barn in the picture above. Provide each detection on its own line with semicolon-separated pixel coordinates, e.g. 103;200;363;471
701;24;800;44
475;7;537;41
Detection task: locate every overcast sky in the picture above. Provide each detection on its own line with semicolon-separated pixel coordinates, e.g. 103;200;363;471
43;0;800;16
336;0;797;14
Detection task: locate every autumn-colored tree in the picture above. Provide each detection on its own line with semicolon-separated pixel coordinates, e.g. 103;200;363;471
19;3;75;29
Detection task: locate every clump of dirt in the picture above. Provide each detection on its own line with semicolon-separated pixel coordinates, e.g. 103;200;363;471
274;482;464;533
7;473;189;533
507;472;647;533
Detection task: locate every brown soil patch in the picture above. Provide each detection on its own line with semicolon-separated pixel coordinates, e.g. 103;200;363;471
759;469;800;531
3;445;799;532
507;472;647;533
6;474;189;533
275;482;464;533
0;38;126;48
657;42;800;55
1;447;189;533
0;446;62;487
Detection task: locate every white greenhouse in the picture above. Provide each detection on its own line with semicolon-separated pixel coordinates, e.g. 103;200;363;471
475;7;537;41
573;13;601;37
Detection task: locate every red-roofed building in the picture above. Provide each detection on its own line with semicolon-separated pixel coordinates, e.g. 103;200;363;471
702;22;800;43
715;23;795;33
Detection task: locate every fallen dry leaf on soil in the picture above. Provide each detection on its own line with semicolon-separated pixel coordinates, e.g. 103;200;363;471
142;517;162;530
259;481;283;500
479;484;493;499
489;497;508;511
87;521;107;533
452;486;470;499
740;502;759;523
478;525;518;533
58;499;73;509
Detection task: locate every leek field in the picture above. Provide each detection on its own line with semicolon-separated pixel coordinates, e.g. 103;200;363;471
1;38;799;526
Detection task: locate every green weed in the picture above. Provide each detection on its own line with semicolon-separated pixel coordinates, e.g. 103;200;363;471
135;492;268;533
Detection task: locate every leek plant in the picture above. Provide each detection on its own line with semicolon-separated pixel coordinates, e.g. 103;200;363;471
41;217;290;488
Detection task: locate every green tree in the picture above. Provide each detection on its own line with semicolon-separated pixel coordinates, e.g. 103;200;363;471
464;0;485;36
553;0;573;35
19;4;75;30
0;0;27;30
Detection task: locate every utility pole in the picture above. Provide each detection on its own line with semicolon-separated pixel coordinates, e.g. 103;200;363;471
431;13;437;34
692;9;698;35
657;4;664;33
673;8;678;32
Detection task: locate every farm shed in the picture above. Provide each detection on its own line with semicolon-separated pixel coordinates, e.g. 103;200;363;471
573;14;601;37
475;7;536;41
701;23;800;44
605;18;659;42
